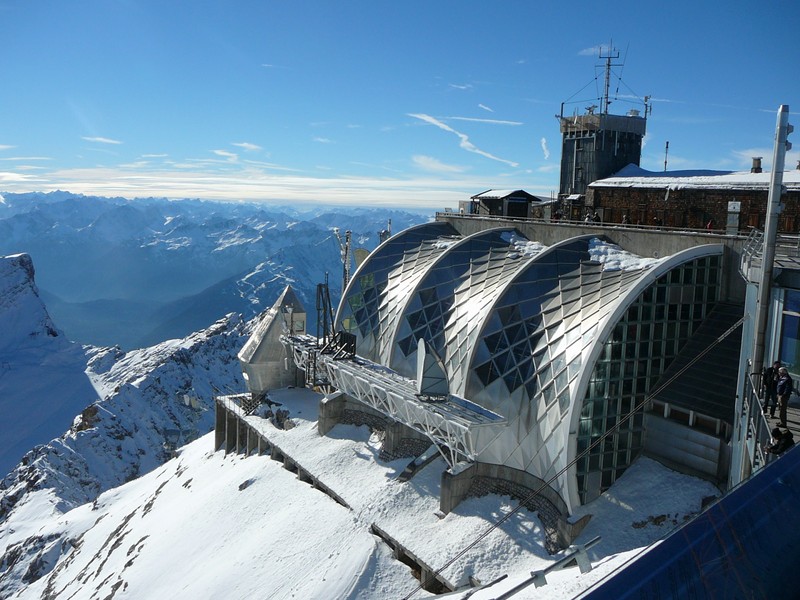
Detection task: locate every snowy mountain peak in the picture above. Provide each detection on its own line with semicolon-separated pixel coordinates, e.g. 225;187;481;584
0;253;63;356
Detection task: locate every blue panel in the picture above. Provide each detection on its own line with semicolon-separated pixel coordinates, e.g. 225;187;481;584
578;446;800;599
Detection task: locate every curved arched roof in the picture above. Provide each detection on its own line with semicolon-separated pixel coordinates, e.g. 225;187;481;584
336;221;457;359
385;227;524;379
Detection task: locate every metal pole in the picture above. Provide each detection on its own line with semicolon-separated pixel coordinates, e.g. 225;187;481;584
752;105;791;380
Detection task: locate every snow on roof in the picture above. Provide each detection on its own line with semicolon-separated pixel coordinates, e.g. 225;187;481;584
470;189;542;200
504;231;547;258
588;237;661;271
470;189;555;205
591;164;800;191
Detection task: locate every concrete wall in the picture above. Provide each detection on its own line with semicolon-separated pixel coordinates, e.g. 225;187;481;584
439;461;591;551
318;391;396;434
644;413;729;483
242;359;300;395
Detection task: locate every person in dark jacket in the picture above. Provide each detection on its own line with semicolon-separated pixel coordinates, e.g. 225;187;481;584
776;367;793;427
763;360;781;416
765;427;795;456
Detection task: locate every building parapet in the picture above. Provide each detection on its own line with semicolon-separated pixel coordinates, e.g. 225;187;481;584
559;113;646;136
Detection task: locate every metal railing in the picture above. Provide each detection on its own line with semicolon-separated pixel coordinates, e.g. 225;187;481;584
740;227;800;281
743;370;775;471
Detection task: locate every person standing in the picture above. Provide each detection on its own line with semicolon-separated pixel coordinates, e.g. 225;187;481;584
776;367;793;427
763;360;781;417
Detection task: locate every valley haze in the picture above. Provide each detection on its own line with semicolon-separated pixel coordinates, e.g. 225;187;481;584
0;191;430;349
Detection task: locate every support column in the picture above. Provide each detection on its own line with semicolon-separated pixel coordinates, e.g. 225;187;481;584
225;412;237;454
214;400;226;451
318;391;346;435
439;463;477;514
237;419;247;454
383;420;429;455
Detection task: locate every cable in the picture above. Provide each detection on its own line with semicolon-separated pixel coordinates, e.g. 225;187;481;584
562;75;601;106
402;314;746;599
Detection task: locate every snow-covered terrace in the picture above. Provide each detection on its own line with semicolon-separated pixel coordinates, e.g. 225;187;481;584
209;387;722;598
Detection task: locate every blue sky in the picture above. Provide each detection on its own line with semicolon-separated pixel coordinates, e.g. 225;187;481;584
1;1;798;209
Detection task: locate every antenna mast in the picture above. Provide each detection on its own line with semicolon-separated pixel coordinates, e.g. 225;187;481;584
332;227;352;291
599;43;621;115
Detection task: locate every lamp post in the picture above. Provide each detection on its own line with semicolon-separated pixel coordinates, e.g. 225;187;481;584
752;105;792;380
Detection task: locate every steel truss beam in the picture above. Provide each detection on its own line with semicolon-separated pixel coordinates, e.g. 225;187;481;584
285;335;505;469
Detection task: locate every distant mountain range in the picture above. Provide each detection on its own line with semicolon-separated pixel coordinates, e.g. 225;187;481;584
0;192;429;349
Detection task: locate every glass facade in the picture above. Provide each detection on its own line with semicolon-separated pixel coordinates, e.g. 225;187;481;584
338;221;456;360
779;289;800;373
575;255;721;503
391;228;523;379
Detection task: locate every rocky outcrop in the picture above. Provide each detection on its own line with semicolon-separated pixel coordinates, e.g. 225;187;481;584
0;253;63;355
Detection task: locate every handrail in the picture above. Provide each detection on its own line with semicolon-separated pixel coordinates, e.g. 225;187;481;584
434;211;750;237
745;370;774;469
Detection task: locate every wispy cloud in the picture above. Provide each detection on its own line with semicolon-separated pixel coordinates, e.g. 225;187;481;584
241;159;299;172
0;171;39;183
232;142;262;152
213;149;238;161
82;136;122;145
540;138;550;160
578;45;601;56
313;137;333;144
478;104;494;113
578;43;616;57
412;155;466;174
447;116;522;126
0;145;15;151
408;113;519;168
119;161;152;169
0;164;544;208
349;161;404;174
449;83;473;91
0;156;51;161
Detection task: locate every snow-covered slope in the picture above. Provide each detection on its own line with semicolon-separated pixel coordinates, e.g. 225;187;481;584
1;387;720;600
0;252;253;587
0;312;249;525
